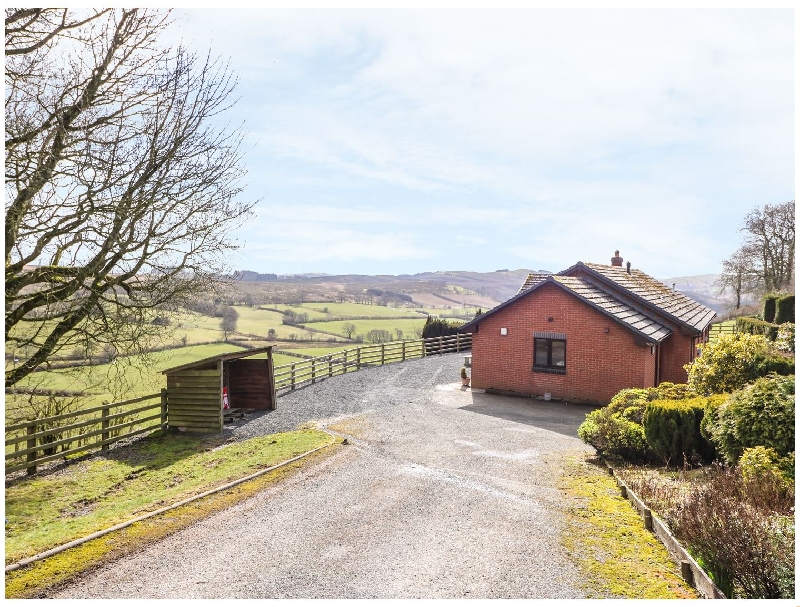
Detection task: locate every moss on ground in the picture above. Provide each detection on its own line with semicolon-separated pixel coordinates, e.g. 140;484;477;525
559;454;697;599
5;433;342;598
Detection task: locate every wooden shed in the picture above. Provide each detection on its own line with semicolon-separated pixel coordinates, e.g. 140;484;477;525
162;347;277;433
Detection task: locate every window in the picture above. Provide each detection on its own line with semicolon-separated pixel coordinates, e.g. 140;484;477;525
533;332;566;374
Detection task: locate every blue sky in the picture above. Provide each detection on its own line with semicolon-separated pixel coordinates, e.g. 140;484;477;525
167;8;794;278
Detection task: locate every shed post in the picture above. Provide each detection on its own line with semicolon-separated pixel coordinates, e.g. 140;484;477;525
266;348;277;410
160;388;168;428
217;359;224;430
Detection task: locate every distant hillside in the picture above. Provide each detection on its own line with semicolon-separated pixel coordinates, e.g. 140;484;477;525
659;273;750;315
236;268;740;315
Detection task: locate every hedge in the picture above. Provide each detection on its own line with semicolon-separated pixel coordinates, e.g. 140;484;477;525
643;395;726;466
762;295;778;323
775;294;794;324
735;316;778;341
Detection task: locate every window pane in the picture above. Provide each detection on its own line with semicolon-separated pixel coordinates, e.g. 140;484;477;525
535;340;549;366
551;340;566;366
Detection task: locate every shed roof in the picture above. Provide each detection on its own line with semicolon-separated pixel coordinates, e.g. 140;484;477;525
161;346;273;375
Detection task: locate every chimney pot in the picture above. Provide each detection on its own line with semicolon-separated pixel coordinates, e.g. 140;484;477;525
626;261;631;274
611;250;623;267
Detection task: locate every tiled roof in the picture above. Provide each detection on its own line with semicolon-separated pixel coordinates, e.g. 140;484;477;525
551;276;672;342
517;273;549;295
579;263;716;332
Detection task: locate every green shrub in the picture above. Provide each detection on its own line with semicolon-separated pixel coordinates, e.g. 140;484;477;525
775;294;794;324
577;383;697;463
703;375;795;465
739;446;790;487
774;323;795;353
577;408;650;462
735;316;778;340
643;396;723;466
751;352;794;377
685;333;770;394
762;295;777;323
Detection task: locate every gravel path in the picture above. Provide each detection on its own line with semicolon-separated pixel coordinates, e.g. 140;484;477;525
51;353;599;599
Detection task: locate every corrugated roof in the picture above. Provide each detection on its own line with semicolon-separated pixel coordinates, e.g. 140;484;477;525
579;263;716;332
162;346;273;375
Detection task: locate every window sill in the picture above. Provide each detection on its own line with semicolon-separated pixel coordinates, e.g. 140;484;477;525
533;366;566;375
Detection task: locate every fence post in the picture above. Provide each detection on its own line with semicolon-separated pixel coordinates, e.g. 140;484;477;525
439;336;443;355
291;363;296;390
402;341;406;361
26;424;37;476
328;356;332;378
312;358;316;384
101;402;110;451
381;343;385;366
161;388;168;428
343;349;348;373
357;347;361;370
456;333;461;352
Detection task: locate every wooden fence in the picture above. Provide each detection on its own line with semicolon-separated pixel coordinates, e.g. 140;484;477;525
5;334;471;476
5;391;167;476
707;322;736;342
274;333;472;393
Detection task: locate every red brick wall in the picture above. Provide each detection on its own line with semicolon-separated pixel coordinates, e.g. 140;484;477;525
659;332;693;384
470;283;657;404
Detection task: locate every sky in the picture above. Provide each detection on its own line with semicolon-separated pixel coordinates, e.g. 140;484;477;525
166;8;794;279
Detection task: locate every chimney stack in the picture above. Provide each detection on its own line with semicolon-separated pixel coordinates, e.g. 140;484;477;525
611;250;623;267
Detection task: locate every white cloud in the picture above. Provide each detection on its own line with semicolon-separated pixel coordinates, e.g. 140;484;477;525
169;8;793;276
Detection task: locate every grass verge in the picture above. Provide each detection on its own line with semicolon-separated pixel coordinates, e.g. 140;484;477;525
5;428;340;598
559;454;697;599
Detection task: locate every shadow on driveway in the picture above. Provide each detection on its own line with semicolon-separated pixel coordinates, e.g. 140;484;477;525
459;391;601;439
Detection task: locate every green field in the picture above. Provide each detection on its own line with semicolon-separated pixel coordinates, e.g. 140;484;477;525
308;317;467;340
7;343;247;424
299;302;420;318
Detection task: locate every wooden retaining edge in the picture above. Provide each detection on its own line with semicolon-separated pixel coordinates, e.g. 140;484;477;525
607;464;726;599
5;432;339;573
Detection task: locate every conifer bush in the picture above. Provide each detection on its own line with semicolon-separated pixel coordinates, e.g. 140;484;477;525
701;374;794;465
774;294;795;324
642;395;724;466
762;295;777;323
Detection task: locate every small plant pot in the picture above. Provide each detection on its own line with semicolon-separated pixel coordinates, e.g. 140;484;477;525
462;377;470;387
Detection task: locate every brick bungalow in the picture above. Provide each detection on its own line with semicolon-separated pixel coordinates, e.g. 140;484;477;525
459;251;716;404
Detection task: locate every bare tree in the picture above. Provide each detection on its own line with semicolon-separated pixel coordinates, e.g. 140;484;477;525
741;201;795;293
715;247;760;310
342;322;356;339
220;306;239;341
5;9;253;386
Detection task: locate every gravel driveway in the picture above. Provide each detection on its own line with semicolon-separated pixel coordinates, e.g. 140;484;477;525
51;353;599;599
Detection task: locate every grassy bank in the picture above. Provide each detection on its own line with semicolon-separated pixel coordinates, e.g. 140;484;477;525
5;427;337;597
559;454;697;599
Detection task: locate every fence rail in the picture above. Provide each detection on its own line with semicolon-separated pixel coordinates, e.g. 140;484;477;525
5;390;167;476
708;322;736;342
6;334;472;476
274;333;472;393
